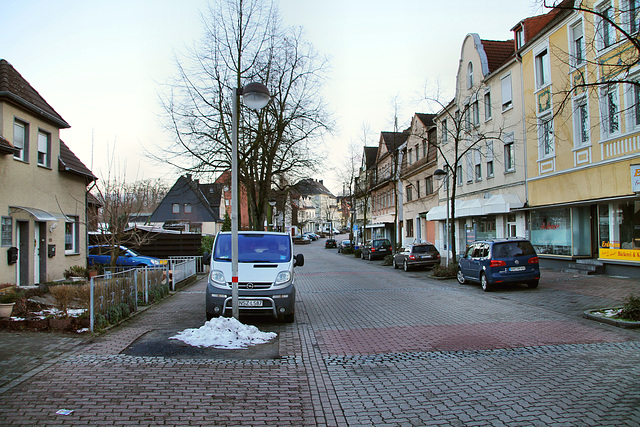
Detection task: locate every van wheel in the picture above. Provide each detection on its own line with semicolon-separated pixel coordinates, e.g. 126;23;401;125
480;274;492;292
282;312;295;323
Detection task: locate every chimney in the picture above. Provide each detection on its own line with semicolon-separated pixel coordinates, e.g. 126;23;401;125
319;180;323;185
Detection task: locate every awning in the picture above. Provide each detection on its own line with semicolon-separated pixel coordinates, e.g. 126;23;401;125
483;194;523;214
9;206;61;222
458;199;486;217
426;205;447;221
365;223;388;229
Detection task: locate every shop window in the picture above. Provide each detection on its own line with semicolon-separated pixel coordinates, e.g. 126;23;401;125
599;202;640;254
531;209;572;255
475;217;496;241
506;214;517;238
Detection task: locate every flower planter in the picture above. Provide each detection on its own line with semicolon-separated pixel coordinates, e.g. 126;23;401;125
583;309;640;329
0;303;15;319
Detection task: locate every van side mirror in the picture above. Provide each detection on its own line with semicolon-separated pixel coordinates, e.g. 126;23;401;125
294;253;304;267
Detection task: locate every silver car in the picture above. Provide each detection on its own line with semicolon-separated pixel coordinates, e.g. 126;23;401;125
393;243;441;271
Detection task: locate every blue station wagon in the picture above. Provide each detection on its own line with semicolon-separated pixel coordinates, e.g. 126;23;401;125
457;239;540;291
88;245;161;267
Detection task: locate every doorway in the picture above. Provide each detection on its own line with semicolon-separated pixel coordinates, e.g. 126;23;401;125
17;221;29;286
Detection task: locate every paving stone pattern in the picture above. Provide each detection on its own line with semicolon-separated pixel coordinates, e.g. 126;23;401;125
0;242;639;426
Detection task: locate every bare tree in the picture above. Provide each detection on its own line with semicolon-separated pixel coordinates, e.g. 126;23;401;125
158;0;332;230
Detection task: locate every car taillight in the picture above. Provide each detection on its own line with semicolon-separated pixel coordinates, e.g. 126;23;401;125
529;256;539;264
436;253;441;258
371;248;376;252
409;255;416;260
490;260;506;267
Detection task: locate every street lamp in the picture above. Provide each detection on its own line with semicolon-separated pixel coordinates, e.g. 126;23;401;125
268;198;276;231
231;82;270;319
433;168;450;267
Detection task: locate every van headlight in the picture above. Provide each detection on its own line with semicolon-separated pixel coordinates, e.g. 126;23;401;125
209;270;227;286
275;271;291;285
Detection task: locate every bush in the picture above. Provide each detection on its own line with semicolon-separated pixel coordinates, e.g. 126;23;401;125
64;265;87;279
432;262;458;278
49;284;79;316
342;246;354;255
354;248;362;258
382;254;393;266
0;287;24;304
619;294;640;321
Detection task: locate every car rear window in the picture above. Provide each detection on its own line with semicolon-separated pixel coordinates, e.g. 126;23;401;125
374;239;391;247
493;241;536;257
413;245;436;254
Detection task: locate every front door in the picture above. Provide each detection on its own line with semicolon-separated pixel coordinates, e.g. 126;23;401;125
35;222;46;284
17;221;29;286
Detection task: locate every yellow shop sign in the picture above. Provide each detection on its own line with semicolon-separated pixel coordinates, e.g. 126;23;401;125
600;248;640;262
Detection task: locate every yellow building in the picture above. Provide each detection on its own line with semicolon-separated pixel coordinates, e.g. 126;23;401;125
516;0;640;274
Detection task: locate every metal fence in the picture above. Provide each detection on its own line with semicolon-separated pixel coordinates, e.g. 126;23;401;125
90;257;200;332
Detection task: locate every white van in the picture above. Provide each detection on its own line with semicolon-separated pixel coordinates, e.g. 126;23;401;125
206;231;304;322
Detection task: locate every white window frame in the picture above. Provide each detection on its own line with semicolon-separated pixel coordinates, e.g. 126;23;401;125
534;43;551;90
625;0;640;34
569;20;585;67
474;149;482;181
1;217;12;247
471;100;480;126
486;140;494;178
37;130;51;167
501;73;513;111
625;79;640;131
65;216;79;254
172;203;180;214
573;94;591;147
466;152;473;183
13;119;28;162
537;114;555;159
484;89;492;121
596;1;616;51
184;203;192;213
457;165;463;186
504;132;516;172
600;83;621;138
408;148;413;164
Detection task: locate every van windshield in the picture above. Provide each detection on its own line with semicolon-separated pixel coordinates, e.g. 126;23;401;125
214;234;292;263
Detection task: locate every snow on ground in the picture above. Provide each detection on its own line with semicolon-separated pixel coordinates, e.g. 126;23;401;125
169;317;277;349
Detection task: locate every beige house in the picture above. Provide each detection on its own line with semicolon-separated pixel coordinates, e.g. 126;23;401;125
0;59;95;285
430;34;526;260
399;113;438;245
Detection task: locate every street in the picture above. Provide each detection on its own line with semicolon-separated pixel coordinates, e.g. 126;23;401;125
1;239;640;426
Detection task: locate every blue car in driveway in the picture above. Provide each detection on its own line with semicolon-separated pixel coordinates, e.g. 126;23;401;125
88;245;161;267
456;238;540;292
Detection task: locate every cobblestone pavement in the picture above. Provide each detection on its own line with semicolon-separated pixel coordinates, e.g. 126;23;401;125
1;240;639;426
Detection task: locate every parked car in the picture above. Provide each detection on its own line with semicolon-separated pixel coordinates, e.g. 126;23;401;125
337;240;352;253
457;238;540;292
293;235;311;244
88;245;161;267
325;238;337;248
206;231;304;322
303;232;318;241
360;238;392;260
393;243;441;271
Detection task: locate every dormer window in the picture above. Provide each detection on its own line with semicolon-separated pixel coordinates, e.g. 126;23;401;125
516;28;524;49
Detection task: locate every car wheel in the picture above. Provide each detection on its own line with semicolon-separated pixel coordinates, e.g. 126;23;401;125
480;273;492;292
367;252;372;261
282;312;295;323
527;280;539;289
403;260;409;272
393;258;399;269
361;251;365;259
456;268;466;284
206;311;215;321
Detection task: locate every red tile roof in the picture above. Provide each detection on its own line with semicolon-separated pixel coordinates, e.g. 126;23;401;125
0;59;70;128
481;40;515;73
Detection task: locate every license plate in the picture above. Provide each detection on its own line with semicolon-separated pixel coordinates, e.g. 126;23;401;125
509;266;526;272
238;300;263;307
421;255;432;259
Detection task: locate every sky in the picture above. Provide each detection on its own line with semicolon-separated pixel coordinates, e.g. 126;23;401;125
1;0;544;194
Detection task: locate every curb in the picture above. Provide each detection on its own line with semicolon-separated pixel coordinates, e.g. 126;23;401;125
583;309;640;329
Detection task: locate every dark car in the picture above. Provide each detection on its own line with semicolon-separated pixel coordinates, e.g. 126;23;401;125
88;245;161;267
361;238;392;260
393;243;441;271
457;238;540;292
325;238;337;248
337;239;352;253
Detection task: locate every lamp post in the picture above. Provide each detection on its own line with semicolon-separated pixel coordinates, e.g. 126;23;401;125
433;168;450;267
268;198;276;231
231;82;270;319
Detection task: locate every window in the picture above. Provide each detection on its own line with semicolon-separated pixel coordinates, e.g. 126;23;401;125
408;148;413;164
474;150;482;181
504;133;516;171
441;120;448;143
65;216;79;254
406;185;413;202
538;116;555;158
1;217;12;246
425;176;433;195
516;28;524;49
484;90;492;121
406;219;414;238
597;3;615;49
422;141;427;158
415;144;419;161
467;62;474;88
13;120;28;162
535;47;550;89
184;203;192;213
627;81;640;129
626;0;640;34
471;101;480;126
574;96;590;146
486;140;494;178
37;131;50;167
600;84;620;137
172;203;180;214
501;74;512;111
457;165;463;186
415;180;421;198
571;21;585;66
466;152;473;183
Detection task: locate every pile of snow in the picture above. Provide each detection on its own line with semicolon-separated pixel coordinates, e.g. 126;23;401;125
169;317;277;349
